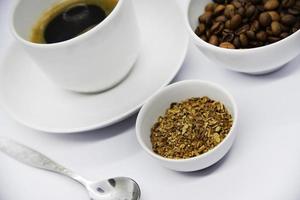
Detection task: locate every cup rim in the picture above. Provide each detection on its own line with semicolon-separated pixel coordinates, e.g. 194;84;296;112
11;0;123;48
135;80;238;164
185;0;300;54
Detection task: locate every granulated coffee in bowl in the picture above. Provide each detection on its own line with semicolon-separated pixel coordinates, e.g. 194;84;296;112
31;0;118;43
150;96;233;159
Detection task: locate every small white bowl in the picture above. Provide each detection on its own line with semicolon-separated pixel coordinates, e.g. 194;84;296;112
185;0;300;75
135;80;238;172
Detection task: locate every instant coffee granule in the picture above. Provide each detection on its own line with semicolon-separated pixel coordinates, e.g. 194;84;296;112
150;97;233;159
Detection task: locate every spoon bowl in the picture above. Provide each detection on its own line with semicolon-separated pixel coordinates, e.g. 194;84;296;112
87;177;141;200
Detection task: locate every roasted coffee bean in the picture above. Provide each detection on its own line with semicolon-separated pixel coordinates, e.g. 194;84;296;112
239;33;248;47
281;14;297;25
256;4;265;12
209;35;219;45
224;4;236;18
264;0;280;10
225;20;231;29
222;29;235;41
256;42;264;47
293;21;300;31
211;22;225;34
205;2;216;12
268;36;281;42
268;11;280;21
197;23;206;35
245;5;256;18
232;1;242;8
259;12;272;27
233;37;241;48
246;30;256;40
292;23;300;32
219;42;235;48
280;23;290;32
294;1;300;10
251;20;260;31
222;34;235;42
288;8;300;15
252;8;261;21
280;32;290;38
292;27;299;32
249;40;264;47
214;5;226;16
230;14;242;29
200;34;208;42
282;0;296;8
223;28;234;35
271;21;282;35
206;30;212;38
199;12;213;25
288;1;300;15
237;7;245;16
256;31;268;41
195;27;201;36
235;24;250;35
266;26;273;35
215;15;227;22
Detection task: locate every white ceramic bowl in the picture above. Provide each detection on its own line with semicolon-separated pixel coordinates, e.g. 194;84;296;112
185;0;300;75
136;80;238;172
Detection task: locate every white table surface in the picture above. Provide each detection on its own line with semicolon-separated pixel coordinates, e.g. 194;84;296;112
1;1;300;200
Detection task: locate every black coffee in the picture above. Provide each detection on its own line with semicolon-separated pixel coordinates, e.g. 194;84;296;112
31;0;118;44
44;4;106;43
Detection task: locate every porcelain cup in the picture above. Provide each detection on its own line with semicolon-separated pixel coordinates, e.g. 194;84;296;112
11;0;140;93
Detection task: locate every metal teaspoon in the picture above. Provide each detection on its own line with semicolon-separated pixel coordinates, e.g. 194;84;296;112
0;138;141;200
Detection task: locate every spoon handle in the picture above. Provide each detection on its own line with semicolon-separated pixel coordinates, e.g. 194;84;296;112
0;138;87;185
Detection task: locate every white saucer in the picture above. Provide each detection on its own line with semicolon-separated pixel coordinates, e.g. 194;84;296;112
0;0;188;133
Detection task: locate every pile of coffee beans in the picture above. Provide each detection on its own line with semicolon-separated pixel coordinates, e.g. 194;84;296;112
195;0;300;49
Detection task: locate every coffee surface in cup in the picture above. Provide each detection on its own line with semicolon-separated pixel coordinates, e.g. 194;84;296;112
31;0;118;44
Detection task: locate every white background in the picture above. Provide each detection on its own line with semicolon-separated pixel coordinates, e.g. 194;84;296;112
1;0;300;199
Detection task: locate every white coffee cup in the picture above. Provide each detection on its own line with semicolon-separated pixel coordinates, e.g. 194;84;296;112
11;0;140;93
